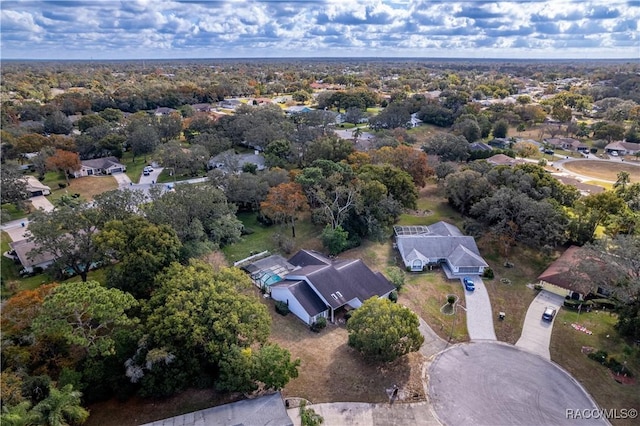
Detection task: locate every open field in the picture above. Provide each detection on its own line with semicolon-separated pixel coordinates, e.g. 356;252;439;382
49;176;118;203
562;160;640;183
550;309;640;426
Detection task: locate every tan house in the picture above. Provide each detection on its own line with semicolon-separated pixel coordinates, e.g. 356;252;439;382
22;176;51;196
74;157;126;178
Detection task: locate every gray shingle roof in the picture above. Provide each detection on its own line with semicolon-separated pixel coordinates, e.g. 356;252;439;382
395;221;487;269
272;279;327;316
286;253;395;309
81;156;124;169
142;392;292;426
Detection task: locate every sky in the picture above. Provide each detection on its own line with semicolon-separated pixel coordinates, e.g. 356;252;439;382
1;0;639;60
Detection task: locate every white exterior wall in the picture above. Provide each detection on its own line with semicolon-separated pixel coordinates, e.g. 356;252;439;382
270;286;312;325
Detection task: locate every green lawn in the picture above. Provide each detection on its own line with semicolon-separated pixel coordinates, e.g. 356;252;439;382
222;212;322;264
120;152;148;183
551;309;640;425
1;203;29;221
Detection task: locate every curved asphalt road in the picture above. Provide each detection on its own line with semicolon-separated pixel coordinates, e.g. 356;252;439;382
429;342;607;426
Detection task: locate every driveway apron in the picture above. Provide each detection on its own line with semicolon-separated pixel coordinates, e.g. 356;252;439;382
516;290;565;359
463;277;497;341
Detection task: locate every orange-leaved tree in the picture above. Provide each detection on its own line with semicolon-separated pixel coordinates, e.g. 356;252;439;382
260;182;309;238
46;149;81;186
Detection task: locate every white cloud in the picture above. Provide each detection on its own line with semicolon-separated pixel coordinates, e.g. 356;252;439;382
0;1;638;59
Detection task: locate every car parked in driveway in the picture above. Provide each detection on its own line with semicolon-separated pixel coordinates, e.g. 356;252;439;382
542;307;556;322
463;277;475;292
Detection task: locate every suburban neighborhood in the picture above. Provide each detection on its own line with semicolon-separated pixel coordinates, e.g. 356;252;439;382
1;56;639;426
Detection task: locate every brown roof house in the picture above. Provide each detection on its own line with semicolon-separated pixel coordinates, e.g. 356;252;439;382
248;250;395;325
537;246;602;298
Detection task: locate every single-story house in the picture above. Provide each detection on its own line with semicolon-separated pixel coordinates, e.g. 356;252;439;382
154;107;177;116
190;103;212;113
488;138;511;149
486;154;523;167
9;239;57;273
544;138;588;152
469;142;493;152
22;176;51;196
248;250;395;325
604;141;640;156
208;150;266;172
219;99;243;109
537;246;599;299
141;392;292;426
285;105;314;114
74;157;126;178
394;222;488;275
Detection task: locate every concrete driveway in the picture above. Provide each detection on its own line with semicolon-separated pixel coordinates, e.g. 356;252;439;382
429;342;606;426
138;167;164;185
287;402;440;426
111;172;132;187
462;277;497;341
516;290;565;359
30;195;54;212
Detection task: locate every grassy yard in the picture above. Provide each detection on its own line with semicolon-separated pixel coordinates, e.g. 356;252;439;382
1;203;30;221
562;160;640;183
222;212;323;264
550;309;640;426
120;152;149;183
47;176;118;204
264;291;426;404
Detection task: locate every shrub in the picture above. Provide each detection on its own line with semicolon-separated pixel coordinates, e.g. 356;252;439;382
483;268;494;279
447;295;456;305
534;284;543;291
241;226;254;236
32;266;44;274
310;317;327;332
58;183;67;189
588;298;617;310
588;350;608;364
385;266;405;290
275;301;289;316
389;291;398;303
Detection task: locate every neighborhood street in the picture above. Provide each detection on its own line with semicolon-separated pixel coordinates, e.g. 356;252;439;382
428;342;606;426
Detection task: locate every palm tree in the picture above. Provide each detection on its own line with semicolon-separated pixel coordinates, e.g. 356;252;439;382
352;127;363;144
33;385;89;426
1;401;42;426
614;171;630;193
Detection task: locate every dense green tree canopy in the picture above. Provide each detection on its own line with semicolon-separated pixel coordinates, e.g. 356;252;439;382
347;298;424;362
95;217;182;299
33;281;137;357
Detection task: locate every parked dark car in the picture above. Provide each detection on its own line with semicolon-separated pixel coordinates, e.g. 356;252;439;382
542;307;556;321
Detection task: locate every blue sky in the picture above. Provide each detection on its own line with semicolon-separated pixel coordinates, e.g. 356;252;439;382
1;0;639;60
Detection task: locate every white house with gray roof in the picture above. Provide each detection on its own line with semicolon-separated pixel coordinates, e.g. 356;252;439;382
394;222;488;275
245;250;395;325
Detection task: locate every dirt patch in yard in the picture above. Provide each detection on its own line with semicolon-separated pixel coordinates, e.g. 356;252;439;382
50;176;118;202
263;293;426;404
